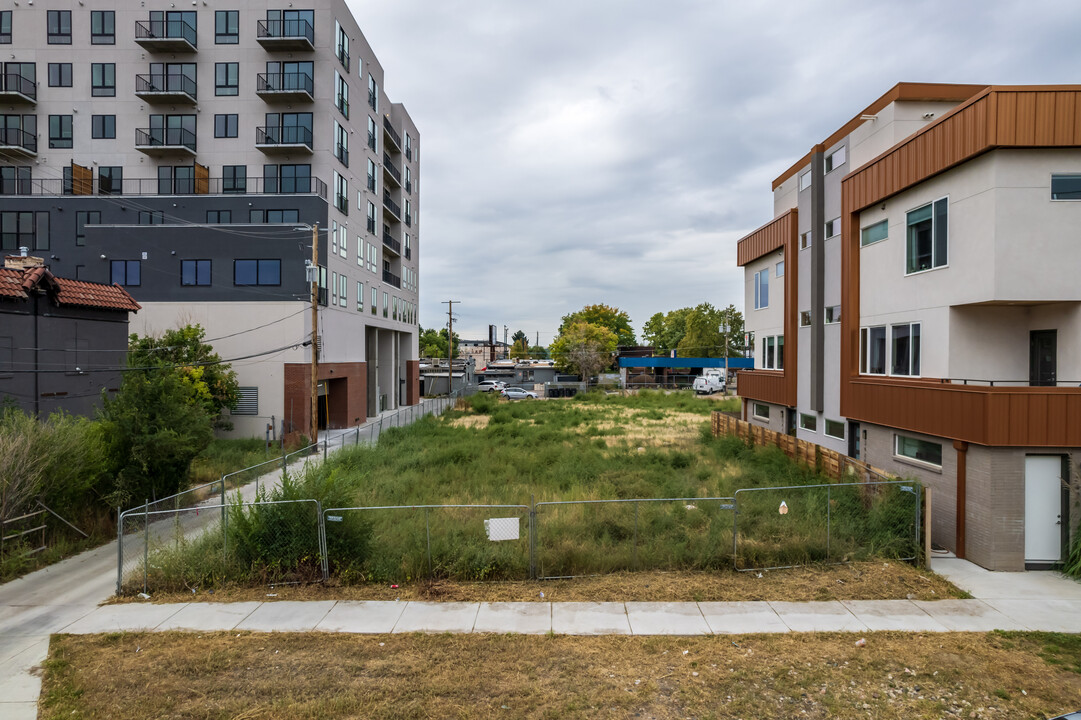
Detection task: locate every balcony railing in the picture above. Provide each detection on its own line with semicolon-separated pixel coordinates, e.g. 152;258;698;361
382;226;401;254
383;153;401;184
256;72;314;101
336;47;350;71
336;93;349;118
405;180;412;194
368;89;377;110
382;116;401;149
0;71;36;103
382;191;401;218
334;193;348;214
0;174;328;198
382;269;401;288
135;126;196;154
405;212;412;227
405;246;411;260
255;125;314;152
135;19;197;51
256;19;314;50
135;73;197;102
0;126;37;155
335;143;349;167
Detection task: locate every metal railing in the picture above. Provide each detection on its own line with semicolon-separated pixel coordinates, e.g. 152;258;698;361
256;125;314;150
383;153;401;183
382;269;401;288
383;191;401;217
1;71;37;100
135;19;197;47
336;47;350;71
0;174;326;198
335;143;349;167
382;116;401;148
257;18;314;45
257;72;314;96
933;377;1081;387
382;229;401;254
135;126;196;152
0;126;36;152
135;73;197;99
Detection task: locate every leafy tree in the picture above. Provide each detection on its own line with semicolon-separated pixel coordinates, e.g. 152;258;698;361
511;329;528;346
528;344;549;360
550;322;618;379
419;327;460;358
559;304;636;347
128;325;239;428
511;338;530;357
644;304;744;358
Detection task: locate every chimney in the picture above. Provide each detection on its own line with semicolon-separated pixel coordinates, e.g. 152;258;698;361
4;253;46;270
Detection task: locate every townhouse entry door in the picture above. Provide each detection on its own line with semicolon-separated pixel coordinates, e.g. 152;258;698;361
1024;455;1064;566
1029;330;1057;386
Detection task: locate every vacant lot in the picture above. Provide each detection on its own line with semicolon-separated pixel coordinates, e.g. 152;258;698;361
40;630;1081;719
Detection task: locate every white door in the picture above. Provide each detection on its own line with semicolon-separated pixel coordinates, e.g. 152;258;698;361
1025;455;1063;563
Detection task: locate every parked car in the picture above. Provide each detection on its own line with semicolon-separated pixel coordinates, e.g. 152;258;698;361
501;387;538;400
478;381;506;393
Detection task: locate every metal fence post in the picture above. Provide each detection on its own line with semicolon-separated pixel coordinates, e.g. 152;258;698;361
633;500;639;570
323;438;327;462
425;507;432;580
116;508;124;596
142;499;149;595
826;485;831;561
732;492;740;567
222;475;228;559
529;494;536;580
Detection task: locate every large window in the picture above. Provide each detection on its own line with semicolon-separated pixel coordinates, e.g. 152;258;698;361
335;72;350;118
223;165;246;193
753;268;769;309
760;335;784;370
366;201;376;233
263;164;312;194
215;63;239;96
824;146;846;173
367;158;377;192
1051;174;1081;200
99;167;122;195
860;326;887;375
338;273;347;308
181;259;211;286
111;260;140;286
890;322;921;377
91;11;115;44
91;115;115;139
824;419;845;440
214;114;238;138
234;259;281;286
861;219;888;247
91;63;115;97
47;10;71;44
1;211;48;251
249;209;299;223
799;413;817;432
0;12;11;44
906;198;947;274
367;116;377;151
895;434;942;468
215;11;239;44
48;115;72;149
798;170;811;191
752;403;770;420
48;63;72;87
335;122;349;167
357;281;364;311
368;74;378;111
334;172;348;213
335;21;350;70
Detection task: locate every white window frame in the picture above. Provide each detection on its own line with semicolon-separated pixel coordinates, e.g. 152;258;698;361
759;335;784;370
357;280;364;311
824;305;840;324
338;273;347;308
799;170;811;191
859;325;887;375
800;231;811;250
799;413;817;432
905;196;948;275
752;403;770;421
824;145;846;173
753;268;769;310
800;311;811;327
889;322;921;377
824;419;845;440
1051;173;1081;201
860;219;888;247
776;260;784;277
894;433;942;469
825;218;840;239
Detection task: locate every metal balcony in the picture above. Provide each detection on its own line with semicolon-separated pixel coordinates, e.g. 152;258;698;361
0;71;36;104
256;19;314;51
135;127;196;157
382;116;401;150
382;269;401;288
256;72;314;103
382;190;401;219
0;126;37;158
135;73;197;104
134;19;197;52
382;225;401;255
383;154;401;186
255;126;313;154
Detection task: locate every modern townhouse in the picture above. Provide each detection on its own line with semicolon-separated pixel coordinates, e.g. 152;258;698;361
0;1;421;437
737;83;1081;570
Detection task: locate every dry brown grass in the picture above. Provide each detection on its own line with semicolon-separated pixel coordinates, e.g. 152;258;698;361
448;414;491;429
40;630;1081;719
110;562;965;605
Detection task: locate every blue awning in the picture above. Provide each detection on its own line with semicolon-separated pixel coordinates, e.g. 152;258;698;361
617;356;754;369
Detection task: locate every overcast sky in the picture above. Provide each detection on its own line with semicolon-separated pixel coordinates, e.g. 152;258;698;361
348;0;1080;346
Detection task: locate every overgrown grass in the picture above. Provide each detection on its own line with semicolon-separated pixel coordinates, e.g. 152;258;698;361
135;391;921;589
188;437;288;487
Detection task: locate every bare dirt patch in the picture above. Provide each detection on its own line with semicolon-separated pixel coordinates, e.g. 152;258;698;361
448;414;491;429
40;630;1081;719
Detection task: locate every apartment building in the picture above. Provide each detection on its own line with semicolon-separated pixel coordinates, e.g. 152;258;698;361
737;83;1081;570
0;1;422;436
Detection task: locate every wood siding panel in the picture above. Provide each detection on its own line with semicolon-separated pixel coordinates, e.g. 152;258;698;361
736;209;795;266
735;371;788;406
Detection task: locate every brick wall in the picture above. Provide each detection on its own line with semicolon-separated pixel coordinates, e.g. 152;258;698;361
283;362;367;442
406;359;420;405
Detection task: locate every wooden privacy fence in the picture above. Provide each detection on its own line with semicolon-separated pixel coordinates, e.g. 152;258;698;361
711;412;896;484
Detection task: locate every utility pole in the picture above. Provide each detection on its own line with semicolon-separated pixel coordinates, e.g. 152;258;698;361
443;300;458;396
503;325;508;359
310;223;319;445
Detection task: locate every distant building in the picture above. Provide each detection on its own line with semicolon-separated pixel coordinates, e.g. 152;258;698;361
460;339;507;367
0;253;140;417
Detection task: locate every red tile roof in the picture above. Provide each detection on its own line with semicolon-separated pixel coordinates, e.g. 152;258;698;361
0;266;140;312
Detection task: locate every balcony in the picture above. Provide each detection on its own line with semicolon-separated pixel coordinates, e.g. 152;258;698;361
383;154;401;187
0;71;36;104
382;116;401;150
0;174;328;198
135;73;197;105
135;127;196;157
255;126;313;154
256;19;314;51
382;269;401;289
382;190;401;219
256;72;314;103
0;126;37;158
381;225;401;255
135;19;197;53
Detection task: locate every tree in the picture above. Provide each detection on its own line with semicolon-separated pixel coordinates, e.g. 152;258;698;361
549;322;618;380
511;338;530;357
511;329;528;346
559;304;636;347
419;327;459;359
528;344;549;360
643;304;744;358
128;325;239;428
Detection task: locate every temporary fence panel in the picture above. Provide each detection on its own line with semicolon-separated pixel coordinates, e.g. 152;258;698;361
733;481;921;572
323;504;531;582
534;497;736;580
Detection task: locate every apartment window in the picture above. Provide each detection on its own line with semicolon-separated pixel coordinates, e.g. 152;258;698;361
861;219;888;247
367;116;377;151
215;63;239;96
91;115;115;139
405;200;412;226
405;166;412;194
1050;174;1081;200
357;281;364;311
776;260;784;277
335;122;349;167
367;158;376;192
752;403;770;420
0;166;30;195
318;266;328;306
753;268;769;309
215;11;239;44
111;260;140;286
206;210;231;223
800;231;811;249
159;165;194;194
825;305;840;324
890;322;921;377
368;242;378;273
138;211;164;225
75;211;100;246
798;169;811;191
335;21;350;70
760;335;783;370
91;11;115;44
214;114;239;138
99;167;122;195
824;218;840;239
234;259;281;286
223;165;246;193
0;211;48;251
182;259;211;286
824;419;845;440
91;64;115;97
366;201;376;233
371;286;377;315
335;71;350;118
48;63;72;87
47;10;71;44
263;164;312;194
334;172;348;214
48;115;72;149
895;434;942;467
0;12;10;44
799;413;817;432
799;311;811;327
338;273;347;308
824;146;846;173
331;271;338;303
368;74;378;111
859;326;887;375
906;198;948;274
383;291;388;318
249;209;299;224
331;221;339;256
405;133;413;160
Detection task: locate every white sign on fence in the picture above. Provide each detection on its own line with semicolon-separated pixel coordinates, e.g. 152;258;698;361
484;517;519;541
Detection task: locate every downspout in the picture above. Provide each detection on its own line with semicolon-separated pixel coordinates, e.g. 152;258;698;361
954;440;968;558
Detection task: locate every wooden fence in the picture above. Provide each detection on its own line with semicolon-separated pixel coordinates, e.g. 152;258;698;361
711;412;896;484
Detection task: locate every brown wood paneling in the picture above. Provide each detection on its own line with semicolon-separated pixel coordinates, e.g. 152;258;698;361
735;370;787;406
71;163;93;195
736;208;796;266
194;162;209;194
